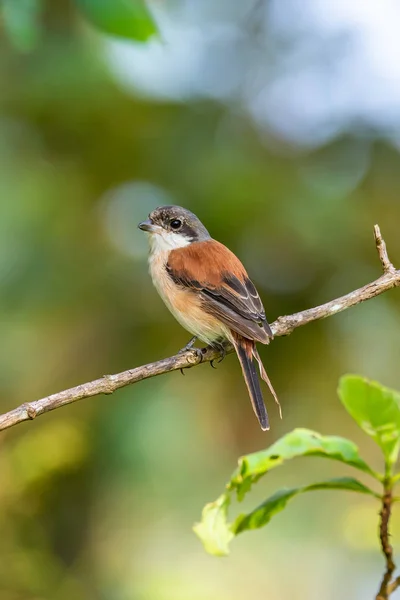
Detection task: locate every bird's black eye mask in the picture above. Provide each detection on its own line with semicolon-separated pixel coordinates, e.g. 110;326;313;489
149;206;211;242
166;217;198;242
179;222;200;242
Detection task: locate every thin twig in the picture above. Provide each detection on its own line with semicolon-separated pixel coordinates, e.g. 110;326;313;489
0;225;398;433
374;225;396;275
376;483;396;600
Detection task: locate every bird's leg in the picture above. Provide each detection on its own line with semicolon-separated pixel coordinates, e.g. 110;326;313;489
179;336;198;353
179;336;203;375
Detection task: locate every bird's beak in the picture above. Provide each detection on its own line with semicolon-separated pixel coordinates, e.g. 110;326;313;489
138;219;160;234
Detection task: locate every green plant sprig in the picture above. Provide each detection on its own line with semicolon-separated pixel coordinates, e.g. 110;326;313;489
194;375;400;600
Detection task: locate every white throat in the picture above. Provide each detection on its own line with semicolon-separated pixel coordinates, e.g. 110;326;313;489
148;229;191;254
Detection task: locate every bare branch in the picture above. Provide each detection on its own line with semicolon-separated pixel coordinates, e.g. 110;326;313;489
273;225;399;337
0;224;399;433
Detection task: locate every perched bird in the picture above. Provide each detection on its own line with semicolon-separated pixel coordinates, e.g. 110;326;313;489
138;206;280;430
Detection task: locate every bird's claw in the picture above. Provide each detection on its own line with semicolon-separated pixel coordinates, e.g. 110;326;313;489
179;345;203;375
191;347;204;362
218;346;226;363
209;343;227;368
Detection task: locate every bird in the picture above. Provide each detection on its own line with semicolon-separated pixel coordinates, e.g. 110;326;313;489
138;205;280;430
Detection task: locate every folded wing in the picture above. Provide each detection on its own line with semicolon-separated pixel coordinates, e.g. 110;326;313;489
166;239;273;343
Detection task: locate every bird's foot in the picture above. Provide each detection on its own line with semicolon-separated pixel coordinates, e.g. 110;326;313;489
179;337;203;374
210;341;227;369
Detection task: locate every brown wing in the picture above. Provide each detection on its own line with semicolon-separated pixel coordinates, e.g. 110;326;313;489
167;240;273;343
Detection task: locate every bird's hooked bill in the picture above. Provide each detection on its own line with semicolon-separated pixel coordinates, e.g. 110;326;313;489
138;219;159;233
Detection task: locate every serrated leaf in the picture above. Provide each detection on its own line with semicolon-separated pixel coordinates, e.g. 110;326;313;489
2;0;42;52
193;494;233;557
233;477;379;535
338;375;400;466
229;428;378;501
74;0;158;42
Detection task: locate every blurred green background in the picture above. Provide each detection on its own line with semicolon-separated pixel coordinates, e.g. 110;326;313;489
1;1;400;598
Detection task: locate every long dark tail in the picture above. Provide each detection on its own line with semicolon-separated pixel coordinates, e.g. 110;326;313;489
231;335;270;431
231;334;282;431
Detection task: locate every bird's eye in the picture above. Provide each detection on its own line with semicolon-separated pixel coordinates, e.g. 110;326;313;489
170;219;182;230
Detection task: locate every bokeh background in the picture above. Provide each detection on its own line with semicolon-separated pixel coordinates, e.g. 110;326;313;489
1;0;400;598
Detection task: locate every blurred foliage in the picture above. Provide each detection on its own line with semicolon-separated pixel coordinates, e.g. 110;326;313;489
0;0;400;599
0;0;157;51
196;375;400;558
74;0;158;42
1;0;43;52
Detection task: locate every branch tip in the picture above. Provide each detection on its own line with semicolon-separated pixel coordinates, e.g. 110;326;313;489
374;224;396;275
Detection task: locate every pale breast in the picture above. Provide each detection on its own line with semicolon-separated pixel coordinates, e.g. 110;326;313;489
148;249;228;344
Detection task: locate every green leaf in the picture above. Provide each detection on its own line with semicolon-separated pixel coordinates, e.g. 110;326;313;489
2;0;42;52
193;494;234;556
193;494;233;557
194;427;379;556
233;477;379;535
74;0;158;42
195;477;378;556
338;375;400;466
229;428;378;501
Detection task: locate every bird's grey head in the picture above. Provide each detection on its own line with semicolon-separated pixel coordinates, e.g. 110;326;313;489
138;205;210;251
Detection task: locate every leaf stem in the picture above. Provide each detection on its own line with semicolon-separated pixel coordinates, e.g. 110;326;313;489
376;477;396;599
391;472;400;484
